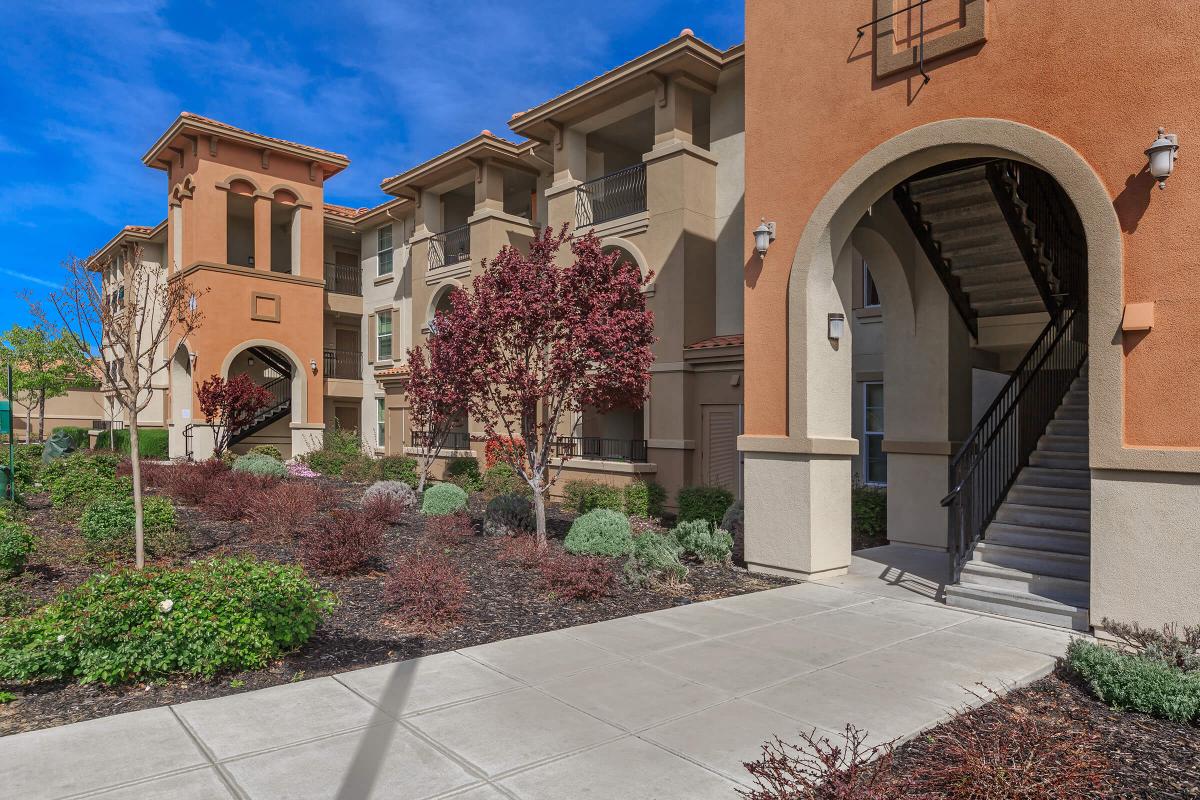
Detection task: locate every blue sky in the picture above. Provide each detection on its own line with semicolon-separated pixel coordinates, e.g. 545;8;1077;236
0;0;742;327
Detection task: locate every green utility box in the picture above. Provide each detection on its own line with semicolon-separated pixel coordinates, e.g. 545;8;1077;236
0;399;10;500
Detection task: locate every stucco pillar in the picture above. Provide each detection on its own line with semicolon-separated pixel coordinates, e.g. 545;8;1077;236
253;195;272;270
654;78;694;147
474;159;505;213
290;206;302;275
546;125;585;248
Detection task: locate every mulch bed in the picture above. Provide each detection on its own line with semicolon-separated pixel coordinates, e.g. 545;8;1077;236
888;667;1200;799
0;478;788;736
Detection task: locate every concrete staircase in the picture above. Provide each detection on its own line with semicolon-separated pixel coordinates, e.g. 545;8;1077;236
946;364;1090;631
906;165;1046;317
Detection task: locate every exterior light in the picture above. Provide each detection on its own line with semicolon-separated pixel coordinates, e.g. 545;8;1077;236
827;312;845;341
309;358;318;374
753;219;776;257
1146;127;1179;189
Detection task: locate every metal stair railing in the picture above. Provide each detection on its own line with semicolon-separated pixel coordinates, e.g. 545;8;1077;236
230;377;292;445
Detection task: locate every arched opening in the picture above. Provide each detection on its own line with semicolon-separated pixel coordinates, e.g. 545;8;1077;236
220;342;304;457
226;179;256;268
270;189;300;274
746;119;1119;631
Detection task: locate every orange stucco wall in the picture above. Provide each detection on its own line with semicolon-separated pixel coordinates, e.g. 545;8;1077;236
744;1;1200;448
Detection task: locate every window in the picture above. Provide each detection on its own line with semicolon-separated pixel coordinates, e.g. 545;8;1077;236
863;382;886;485
376;397;386;448
377;225;393;276
376;310;393;361
863;260;880;308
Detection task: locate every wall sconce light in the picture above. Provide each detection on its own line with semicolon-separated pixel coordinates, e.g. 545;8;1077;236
247;357;255;367
827;312;845;342
188;352;197;370
309;358;318;375
1146;127;1179;189
753;219;776;258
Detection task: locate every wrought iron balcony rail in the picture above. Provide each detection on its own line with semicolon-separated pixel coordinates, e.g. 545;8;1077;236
323;349;363;380
323;262;362;296
428;225;470;271
552;436;648;463
576;163;647;228
411;429;472;452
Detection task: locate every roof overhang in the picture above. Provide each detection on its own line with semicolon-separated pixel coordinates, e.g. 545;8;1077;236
87;220;168;271
142;113;351;178
380;133;538;198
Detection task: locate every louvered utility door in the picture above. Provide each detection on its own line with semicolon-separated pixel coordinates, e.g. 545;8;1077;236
703;404;742;497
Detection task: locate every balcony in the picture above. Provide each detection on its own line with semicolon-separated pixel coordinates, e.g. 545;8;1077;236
576;163;647;228
323;349;363;380
324;262;362;296
411;429;472;451
428;225;470;271
552;436;648;463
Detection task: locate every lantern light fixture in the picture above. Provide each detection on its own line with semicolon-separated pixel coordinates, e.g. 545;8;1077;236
828;312;845;342
1146;127;1179;190
309;358;318;374
753;219;776;257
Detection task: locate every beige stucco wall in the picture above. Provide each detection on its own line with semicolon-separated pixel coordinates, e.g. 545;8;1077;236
711;61;745;337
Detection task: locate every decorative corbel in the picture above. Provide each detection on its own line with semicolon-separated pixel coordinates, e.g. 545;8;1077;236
549;120;564;151
208;135;218;157
261;149;270;170
309;161;317;181
653;72;670;108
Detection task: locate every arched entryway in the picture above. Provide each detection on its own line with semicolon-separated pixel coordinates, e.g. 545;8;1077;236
219;340;307;458
744;118;1121;630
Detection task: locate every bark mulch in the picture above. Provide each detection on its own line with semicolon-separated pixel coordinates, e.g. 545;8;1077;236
0;479;788;736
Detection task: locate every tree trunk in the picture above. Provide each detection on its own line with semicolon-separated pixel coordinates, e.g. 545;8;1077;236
417;457;429;494
532;477;548;549
23;406;31;445
37;387;46;442
129;417;145;570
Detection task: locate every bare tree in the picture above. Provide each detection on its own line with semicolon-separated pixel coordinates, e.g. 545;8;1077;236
34;244;204;569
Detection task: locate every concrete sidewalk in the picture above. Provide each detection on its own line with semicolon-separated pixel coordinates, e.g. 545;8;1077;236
1;577;1075;800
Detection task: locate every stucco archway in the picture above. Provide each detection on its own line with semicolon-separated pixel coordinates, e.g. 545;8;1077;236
219;339;307;425
743;117;1122;580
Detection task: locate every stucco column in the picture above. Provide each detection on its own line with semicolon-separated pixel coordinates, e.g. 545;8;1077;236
253;195;272;270
289;206;302;275
546;125;585;252
474;159;505;213
654;77;694;147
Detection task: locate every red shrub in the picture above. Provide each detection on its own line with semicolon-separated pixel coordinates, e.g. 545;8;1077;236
495;535;546;568
161;459;229;505
300;509;385;576
384;550;469;632
248;482;336;541
741;726;898;800
538;554;615;600
118;459;171;489
201;472;277;521
362;494;408;526
425;512;475;546
485;436;526;470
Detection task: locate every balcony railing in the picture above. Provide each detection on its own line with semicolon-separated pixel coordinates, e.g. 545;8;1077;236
428;225;470;271
323;349;363;380
324;262;362;296
576;163;647;228
552;436;648;463
411;430;472;451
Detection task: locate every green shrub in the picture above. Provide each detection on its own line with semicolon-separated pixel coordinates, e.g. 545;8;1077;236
421;483;469;516
445;457;482;492
672;519;734;564
0;584;29;617
484;494;534;536
676;485;734;526
51;426;90;449
1099;618;1199;673
564;509;633;557
79;495;186;560
13;444;43;494
624;531;687;587
851;484;887;541
1066;638;1200;723
721;500;744;562
298;425;367;477
563;479;624;514
249;444;283;461
0;557;335;685
232;452;287;478
623;480;666;519
41;453;128;512
482;463;529;498
379;455;419;486
340;454;381;483
219;449;238;467
0;512;35;578
92;428;169;459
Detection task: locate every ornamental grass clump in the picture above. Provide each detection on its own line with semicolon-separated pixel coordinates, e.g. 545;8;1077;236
0;557;334;685
672;519;734;564
484;493;534;536
232;452;288;478
80;495;187;560
564;509;633;557
420;483;468;516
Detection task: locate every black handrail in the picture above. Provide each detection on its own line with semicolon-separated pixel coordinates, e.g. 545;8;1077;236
942;309;1087;582
576;163;647;228
183;423;194;461
428;225;470;271
324;261;362;296
552;436;649;463
323;349;363;380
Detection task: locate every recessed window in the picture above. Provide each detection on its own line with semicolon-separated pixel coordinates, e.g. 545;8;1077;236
863;381;886;486
376;310;393;361
376;397;386;449
377;225;393;276
863;260;880;308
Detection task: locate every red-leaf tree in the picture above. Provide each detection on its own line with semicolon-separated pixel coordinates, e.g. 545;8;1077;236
447;225;655;547
197;373;273;456
405;308;472;493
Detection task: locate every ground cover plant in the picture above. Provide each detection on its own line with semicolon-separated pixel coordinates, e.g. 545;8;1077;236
0;509;35;577
1067;632;1200;723
232;452;288;478
564;508;634;557
79;494;185;560
421;482;468;516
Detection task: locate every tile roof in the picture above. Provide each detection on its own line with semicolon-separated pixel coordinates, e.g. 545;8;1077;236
122;225;155;235
178;112;349;162
323;203;369;219
684;334;744;350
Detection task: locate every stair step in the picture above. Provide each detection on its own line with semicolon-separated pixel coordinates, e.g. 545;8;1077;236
961;278;1040;303
1004;484;1090;511
1038;433;1088;453
944;240;1020;268
972;541;1090;581
920;200;1005;229
956;269;1036;294
908;165;989;194
1047;419;1087;437
1055;404;1088;421
1016;466;1090;491
974;297;1047;316
937;222;1016;251
1029;450;1089;470
996;502;1089;532
1062;389;1089;406
987;522;1091;555
956;560;1090;608
909;181;993;212
945;582;1089;631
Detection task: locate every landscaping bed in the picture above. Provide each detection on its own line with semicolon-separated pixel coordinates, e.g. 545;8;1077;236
1;467;783;736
